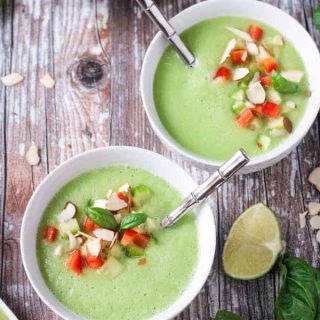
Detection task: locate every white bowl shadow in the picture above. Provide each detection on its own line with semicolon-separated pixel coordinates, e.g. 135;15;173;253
140;0;320;173
20;146;216;320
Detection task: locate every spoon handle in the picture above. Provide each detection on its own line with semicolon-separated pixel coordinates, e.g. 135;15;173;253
161;149;250;228
135;0;195;66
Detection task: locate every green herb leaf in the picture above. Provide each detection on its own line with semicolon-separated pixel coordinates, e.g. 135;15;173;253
275;253;320;320
120;213;147;230
313;5;320;32
270;71;298;94
214;310;244;320
84;206;118;230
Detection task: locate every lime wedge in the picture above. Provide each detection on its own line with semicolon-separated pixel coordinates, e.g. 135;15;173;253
223;203;282;280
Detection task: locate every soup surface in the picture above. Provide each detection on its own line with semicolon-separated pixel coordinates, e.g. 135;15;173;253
37;166;197;320
154;16;309;161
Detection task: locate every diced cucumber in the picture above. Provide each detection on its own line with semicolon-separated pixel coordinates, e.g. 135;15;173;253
282;101;296;114
267;88;282;104
132;185;151;207
59;218;80;239
248;118;263;131
231;101;246;115
267;117;285;130
145;217;160;234
257;135;271;152
231;89;245;101
104;256;124;279
109;242;123;259
125;244;145;258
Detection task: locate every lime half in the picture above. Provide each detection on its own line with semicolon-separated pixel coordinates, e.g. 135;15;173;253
223;203;282;280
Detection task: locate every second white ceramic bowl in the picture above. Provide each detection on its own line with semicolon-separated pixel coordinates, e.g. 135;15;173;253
20;147;216;320
140;0;320;173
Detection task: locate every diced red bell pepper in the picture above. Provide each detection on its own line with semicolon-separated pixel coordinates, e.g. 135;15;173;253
253;105;264;117
260;75;271;87
44;226;58;242
117;192;129;203
134;233;150;248
262;58;277;73
121;229;138;246
213;66;231;80
85;254;104;269
248;25;264;41
261;101;281;118
236;109;254;128
230;49;248;64
66;249;82;275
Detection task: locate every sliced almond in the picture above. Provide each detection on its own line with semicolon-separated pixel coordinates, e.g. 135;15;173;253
58;202;76;222
308;202;320;216
226;27;252;42
25;145;40;166
258;45;271;61
105;193;127;211
93;199;108;209
40;73;55;88
80;245;87;257
270;129;286;137
316;230;320;243
267;88;282;104
68;232;80;250
92;229;115;242
1;73;24;86
114;213;122;224
220;38;236;64
245;100;255;109
246;82;266;104
76;231;95;240
299;211;308;229
246;41;259;55
284;101;296;110
232;68;249;81
87;238;102;257
106;189;113;199
272;35;284;46
241;50;248;62
310;215;320;230
280;70;304;83
109;232;118;250
249;72;260;87
53;244;64;256
118;183;130;193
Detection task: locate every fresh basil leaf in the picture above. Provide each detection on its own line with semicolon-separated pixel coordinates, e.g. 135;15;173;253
270;71;298;94
313;5;320;32
85;206;118;230
120;213;147;230
214;310;244;320
275;254;320;320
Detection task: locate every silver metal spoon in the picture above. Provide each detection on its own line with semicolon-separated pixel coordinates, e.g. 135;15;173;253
161;149;250;228
136;0;195;66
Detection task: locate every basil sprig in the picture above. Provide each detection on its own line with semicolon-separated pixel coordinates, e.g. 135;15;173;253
120;213;147;230
84;201;118;230
270;71;298;94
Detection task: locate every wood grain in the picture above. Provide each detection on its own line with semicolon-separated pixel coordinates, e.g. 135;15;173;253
0;0;319;319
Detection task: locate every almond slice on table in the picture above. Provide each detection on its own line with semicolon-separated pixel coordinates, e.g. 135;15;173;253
280;70;304;83
308;202;320;216
40;73;55;88
232;68;250;81
310;215;320;230
58;202;76;222
299;211;308;229
226;27;253;42
93;199;108;209
1;73;24;86
105;193;127;211
246;82;266;104
25;145;40;166
308;167;320;192
220;38;236;64
87;238;102;256
92;229;115;242
246;41;259;55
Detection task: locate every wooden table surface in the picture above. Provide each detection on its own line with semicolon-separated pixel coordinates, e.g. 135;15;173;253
0;0;320;319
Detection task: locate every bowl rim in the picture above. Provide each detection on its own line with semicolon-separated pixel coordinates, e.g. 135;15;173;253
140;0;320;171
20;146;216;320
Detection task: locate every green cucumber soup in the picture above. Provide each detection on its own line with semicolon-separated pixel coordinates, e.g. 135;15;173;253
153;16;309;161
37;166;198;320
0;309;10;320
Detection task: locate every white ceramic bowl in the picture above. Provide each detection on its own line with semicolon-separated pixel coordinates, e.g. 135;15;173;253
0;299;18;320
21;147;216;320
140;0;320;173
